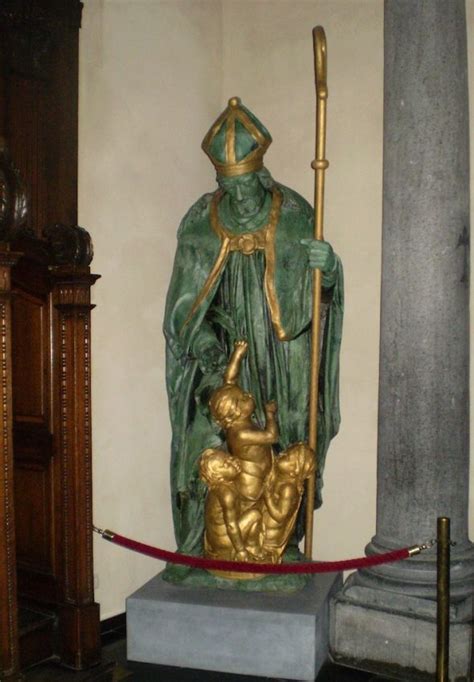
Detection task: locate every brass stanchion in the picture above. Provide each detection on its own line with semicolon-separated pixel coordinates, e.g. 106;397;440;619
436;517;450;681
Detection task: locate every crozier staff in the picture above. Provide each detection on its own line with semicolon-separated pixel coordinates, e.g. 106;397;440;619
163;97;343;569
305;25;330;558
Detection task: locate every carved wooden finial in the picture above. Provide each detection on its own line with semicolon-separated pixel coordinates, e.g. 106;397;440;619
43;224;94;267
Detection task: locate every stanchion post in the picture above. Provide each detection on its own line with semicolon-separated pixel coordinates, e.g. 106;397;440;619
436;517;450;682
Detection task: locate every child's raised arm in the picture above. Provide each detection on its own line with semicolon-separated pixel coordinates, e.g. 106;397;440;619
223;339;248;385
235;401;279;446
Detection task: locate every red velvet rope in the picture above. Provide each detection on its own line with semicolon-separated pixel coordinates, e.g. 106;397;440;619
102;531;412;574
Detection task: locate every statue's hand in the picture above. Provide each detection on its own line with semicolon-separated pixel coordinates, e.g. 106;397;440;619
234;339;248;354
234;549;250;562
248;547;266;561
265;400;277;416
300;238;336;272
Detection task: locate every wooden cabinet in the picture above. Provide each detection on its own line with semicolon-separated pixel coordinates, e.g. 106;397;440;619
0;1;101;676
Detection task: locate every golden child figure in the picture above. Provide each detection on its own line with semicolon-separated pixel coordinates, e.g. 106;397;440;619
262;444;315;563
209;340;278;510
199;449;264;565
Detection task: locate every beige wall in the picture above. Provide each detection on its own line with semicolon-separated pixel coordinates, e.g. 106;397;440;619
79;0;473;619
79;0;222;618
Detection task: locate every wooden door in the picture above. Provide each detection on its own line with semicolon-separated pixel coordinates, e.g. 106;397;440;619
12;252;56;668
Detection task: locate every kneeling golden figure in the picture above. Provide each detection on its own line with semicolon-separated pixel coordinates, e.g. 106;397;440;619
261;443;315;564
199;340;314;580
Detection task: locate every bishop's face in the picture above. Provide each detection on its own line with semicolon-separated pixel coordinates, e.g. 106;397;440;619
218;172;266;222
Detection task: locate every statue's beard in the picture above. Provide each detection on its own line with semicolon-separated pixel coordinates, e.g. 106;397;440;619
231;197;263;219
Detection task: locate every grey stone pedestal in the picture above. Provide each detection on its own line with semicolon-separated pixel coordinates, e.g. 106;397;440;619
127;571;342;681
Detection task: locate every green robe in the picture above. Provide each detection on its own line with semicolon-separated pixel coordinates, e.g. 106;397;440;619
163;182;343;555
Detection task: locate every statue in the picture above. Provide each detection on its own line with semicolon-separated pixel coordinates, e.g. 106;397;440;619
200;340;316;579
163;97;343;578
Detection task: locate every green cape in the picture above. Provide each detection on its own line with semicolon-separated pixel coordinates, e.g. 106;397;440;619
163;182;343;555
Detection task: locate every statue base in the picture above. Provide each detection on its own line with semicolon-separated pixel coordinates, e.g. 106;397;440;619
126;570;342;681
162;561;310;592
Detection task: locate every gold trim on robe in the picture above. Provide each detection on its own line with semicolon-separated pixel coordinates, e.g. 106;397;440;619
180;187;288;341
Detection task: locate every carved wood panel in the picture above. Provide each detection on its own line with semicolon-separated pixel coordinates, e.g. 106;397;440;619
12;291;46;419
0;2;101;677
11;264;56;603
14;461;52;571
8;76;48;235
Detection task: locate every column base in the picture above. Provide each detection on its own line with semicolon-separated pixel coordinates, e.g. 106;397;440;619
360;537;474;602
330;574;473;681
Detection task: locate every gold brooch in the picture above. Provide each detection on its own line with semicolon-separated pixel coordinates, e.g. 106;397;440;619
237;234;258;255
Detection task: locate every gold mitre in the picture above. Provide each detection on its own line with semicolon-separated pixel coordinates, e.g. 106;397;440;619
202;97;272;178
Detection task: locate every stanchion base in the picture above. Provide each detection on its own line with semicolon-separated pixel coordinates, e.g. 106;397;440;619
127;570;342;681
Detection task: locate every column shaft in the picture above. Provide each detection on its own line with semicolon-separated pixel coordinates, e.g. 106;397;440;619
362;0;474;601
331;3;473;678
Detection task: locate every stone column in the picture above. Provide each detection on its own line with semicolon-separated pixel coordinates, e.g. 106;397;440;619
331;2;473;679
